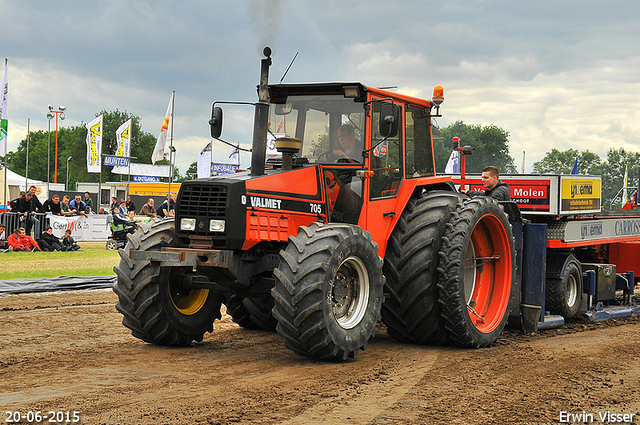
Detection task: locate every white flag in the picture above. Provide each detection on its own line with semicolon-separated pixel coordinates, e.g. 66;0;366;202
152;92;174;164
197;142;212;179
229;146;239;165
0;61;7;157
115;118;132;158
444;150;460;173
86;115;103;173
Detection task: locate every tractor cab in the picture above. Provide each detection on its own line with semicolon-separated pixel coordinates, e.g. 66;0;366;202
261;82;445;249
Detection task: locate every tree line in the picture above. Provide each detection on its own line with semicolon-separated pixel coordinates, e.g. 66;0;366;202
6;110;636;207
5;110;175;190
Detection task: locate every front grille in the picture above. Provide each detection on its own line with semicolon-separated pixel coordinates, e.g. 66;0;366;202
179;184;228;218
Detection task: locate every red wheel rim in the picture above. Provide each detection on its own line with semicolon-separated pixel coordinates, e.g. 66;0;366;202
464;213;512;333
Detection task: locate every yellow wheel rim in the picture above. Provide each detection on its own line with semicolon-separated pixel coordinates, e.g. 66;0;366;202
169;282;210;315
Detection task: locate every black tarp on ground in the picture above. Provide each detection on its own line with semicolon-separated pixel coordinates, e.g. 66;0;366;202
0;276;116;295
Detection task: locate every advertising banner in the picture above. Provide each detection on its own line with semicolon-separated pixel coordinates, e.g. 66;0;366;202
86;115;103;173
47;214;110;241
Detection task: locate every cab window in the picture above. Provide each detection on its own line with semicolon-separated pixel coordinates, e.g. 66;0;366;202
405;104;434;178
370;101;403;199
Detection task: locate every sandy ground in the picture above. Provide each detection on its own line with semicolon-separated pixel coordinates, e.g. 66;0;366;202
1;289;639;425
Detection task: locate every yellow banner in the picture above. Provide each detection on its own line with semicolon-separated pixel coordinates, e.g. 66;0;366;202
561;177;601;211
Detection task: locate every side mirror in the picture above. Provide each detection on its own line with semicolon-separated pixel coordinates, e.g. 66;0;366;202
379;102;400;138
209;106;223;138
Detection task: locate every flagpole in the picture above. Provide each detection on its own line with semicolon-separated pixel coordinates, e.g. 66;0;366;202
2;58;7;213
168;90;175;200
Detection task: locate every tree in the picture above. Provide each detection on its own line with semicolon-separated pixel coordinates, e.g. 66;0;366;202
175;162;197;182
435;121;516;174
532;149;602;175
596;148;640;207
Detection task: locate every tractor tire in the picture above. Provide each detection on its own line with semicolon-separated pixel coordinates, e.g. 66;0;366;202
225;293;277;331
113;219;222;345
545;253;582;319
438;197;515;348
272;222;384;360
382;190;463;345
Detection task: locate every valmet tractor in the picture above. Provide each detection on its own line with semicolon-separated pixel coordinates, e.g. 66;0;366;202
113;47;637;361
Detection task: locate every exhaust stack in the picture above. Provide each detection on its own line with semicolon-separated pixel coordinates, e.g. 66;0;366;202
250;47;272;176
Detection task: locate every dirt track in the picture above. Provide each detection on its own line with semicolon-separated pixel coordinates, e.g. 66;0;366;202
1;289;639;425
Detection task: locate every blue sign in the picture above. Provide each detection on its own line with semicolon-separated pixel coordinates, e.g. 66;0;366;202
211;163;239;175
133;175;161;182
104;155;130;167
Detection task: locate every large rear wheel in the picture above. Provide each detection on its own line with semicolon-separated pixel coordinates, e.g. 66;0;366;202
438;197;515;348
272;222;384;360
382;190;463;345
113;219;222;345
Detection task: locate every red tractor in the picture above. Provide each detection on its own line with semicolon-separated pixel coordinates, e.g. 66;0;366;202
114;47;516;360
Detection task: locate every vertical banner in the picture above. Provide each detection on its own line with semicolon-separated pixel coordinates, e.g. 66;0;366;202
115;118;132;157
152;92;174;164
86;115;103;173
197;141;212;178
0;61;7;157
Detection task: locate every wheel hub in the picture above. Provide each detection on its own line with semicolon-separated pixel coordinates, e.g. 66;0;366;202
331;256;370;330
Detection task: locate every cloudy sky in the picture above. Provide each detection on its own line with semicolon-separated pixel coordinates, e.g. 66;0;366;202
2;0;639;174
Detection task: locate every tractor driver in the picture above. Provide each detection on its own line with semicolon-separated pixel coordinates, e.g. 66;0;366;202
333;124;361;162
461;165;511;201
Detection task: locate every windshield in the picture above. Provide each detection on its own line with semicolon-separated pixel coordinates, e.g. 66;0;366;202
267;94;366;164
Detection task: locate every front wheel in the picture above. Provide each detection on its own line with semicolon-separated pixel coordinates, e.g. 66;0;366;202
438;197;515;348
113;219;222;345
272;222;384;360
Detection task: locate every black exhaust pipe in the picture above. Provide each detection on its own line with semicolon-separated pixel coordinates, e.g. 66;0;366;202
250;47;272;176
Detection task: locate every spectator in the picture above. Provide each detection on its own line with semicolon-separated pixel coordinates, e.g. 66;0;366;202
126;196;136;213
70;195;87;216
119;200;128;215
8;227;41;252
110;196;118;213
138;198;156;217
62;229;81;251
43;194;62;215
156;195;175;218
0;223;7;251
113;207;135;227
83;191;94;213
38;227;63;251
12;192;39;236
98;207;107;214
60;195;76;216
461;166;511;201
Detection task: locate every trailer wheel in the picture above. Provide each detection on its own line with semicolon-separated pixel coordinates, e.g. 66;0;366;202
438;197;515;348
382;190;463;345
113;219;222;345
225;294;277;331
272;222;384;360
546;253;582;319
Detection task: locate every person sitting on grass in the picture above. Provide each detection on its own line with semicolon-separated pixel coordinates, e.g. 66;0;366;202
38;227;63;252
7;227;41;252
62;229;81;251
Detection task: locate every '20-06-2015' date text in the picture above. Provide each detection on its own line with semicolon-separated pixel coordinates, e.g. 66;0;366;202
5;411;81;423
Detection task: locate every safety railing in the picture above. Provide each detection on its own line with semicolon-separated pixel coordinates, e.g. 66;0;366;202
0;212;51;239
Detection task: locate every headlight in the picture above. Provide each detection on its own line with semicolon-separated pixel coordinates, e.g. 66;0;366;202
209;219;225;232
180;218;196;231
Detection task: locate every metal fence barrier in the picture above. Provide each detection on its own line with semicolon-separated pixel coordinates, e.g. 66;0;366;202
0;212;51;239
